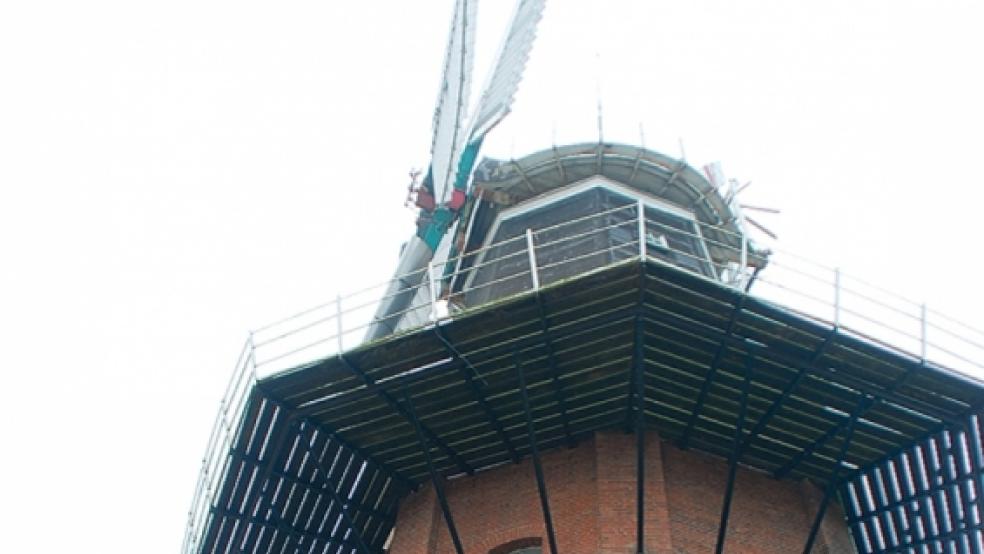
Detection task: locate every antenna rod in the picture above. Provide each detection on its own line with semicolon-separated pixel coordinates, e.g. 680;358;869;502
596;52;604;144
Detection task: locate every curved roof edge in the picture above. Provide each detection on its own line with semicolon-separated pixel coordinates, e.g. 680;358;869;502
469;141;768;267
475;142;728;223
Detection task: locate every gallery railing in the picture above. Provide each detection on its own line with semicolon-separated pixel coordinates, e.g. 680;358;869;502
182;202;984;553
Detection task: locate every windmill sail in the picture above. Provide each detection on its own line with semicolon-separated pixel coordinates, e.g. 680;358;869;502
435;0;547;206
430;0;478;206
365;0;546;341
469;0;546;141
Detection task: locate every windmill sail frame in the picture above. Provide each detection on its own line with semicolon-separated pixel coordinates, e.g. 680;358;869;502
365;0;547;341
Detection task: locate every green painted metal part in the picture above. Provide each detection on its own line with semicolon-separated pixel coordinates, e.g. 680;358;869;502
417;138;485;250
421;207;454;250
452;138;483;191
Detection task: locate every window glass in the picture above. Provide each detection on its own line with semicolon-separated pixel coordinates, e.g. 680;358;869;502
464;185;713;306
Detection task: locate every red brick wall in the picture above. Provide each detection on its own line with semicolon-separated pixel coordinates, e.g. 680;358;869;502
387;431;854;554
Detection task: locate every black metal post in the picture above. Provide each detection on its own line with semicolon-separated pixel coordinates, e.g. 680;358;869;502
403;387;466;554
802;396;866;554
715;353;752;554
841;482;871;553
534;292;576;447
515;354;559;554
633;318;646;554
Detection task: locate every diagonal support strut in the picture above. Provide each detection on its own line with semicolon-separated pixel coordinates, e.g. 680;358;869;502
433;324;520;463
679;294;749;449
338;353;474;476
801;394;868;554
516;354;559;554
715;352;753;554
403;387;466;554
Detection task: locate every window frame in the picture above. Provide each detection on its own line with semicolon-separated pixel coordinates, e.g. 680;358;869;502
462;176;715;294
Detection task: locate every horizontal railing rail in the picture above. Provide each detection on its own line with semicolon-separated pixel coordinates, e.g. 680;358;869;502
183;200;984;553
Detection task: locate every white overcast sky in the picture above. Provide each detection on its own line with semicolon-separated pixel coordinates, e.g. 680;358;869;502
1;1;982;551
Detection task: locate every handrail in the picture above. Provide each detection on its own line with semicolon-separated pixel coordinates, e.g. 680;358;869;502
183;202;984;553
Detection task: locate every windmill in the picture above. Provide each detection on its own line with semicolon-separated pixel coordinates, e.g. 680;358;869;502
366;0;546;340
183;2;984;552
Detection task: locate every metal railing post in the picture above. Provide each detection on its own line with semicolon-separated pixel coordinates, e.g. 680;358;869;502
834;268;841;327
247;330;257;376
335;295;344;352
428;262;438;321
526;228;541;291
921;303;928;360
740;227;748;290
737;203;748;289
637;199;646;260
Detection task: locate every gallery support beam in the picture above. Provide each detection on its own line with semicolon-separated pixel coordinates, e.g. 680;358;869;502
339;353;474;476
516;354;560;554
679;294;748;449
802;395;867;554
639;305;960;424
403;388;466;554
533;291;576;448
739;329;837;457
433;325;520;463
715;353;753;554
632;318;646;554
774;415;854;480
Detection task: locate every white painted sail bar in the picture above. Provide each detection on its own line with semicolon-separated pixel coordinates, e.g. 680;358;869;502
469;0;547;141
430;0;478;205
